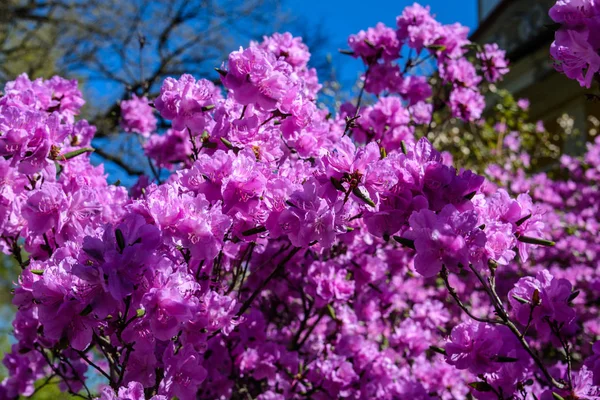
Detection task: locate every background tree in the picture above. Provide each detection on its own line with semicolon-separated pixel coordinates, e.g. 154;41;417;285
0;2;330;396
0;0;331;178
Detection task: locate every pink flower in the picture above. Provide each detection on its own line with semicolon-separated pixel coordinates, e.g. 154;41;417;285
222;46;292;111
449;87;485;121
159;343;207;400
551;27;600;88
406;204;485;277
154;74;219;133
22;183;68;235
478;43;510;82
259;32;311;68
143;271;200;341
348;22;401;63
508;270;576;339
120;94;157;137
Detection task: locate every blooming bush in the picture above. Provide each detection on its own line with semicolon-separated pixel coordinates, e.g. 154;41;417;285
484;115;600;399
0;2;597;400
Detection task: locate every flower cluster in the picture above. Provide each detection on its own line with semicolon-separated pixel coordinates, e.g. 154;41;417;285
0;3;594;400
550;0;600;88
343;2;509;156
485;128;600;399
120;95;157;137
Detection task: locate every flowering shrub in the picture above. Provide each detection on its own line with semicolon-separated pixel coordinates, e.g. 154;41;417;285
484;118;600;399
0;2;597;400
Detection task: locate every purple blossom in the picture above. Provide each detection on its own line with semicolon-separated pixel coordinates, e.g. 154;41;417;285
440;58;481;88
308;263;355;307
259;32;311;68
508;270;576;338
120;94;157;137
449;87;485;121
221;46;292;111
348;23;401;63
549;0;600;90
478;43;510;82
100;381;167;400
154;74;219;133
279;178;338;248
159;343;207;400
517;98;530;111
406;204;486;277
396;3;440;51
445;321;505;374
142;271;200;340
22;182;67;235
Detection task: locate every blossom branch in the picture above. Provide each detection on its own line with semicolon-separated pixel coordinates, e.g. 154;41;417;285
465;264;566;390
440;266;499;324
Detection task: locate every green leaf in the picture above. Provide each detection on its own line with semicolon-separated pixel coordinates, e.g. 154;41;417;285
79;304;93;316
330;177;346;192
515;213;532;226
380;146;387;159
493;355;518;363
339;49;355;56
429;345;447;356
426;44;446;52
54;161;63;178
326;304;337;320
220;137;235;149
201;104;215;112
363;39;376;49
512;295;530;305
468;382;493;392
115;228;126;252
59;147;94;160
551;393;566;400
568;290;581;302
462;43;481;51
380;335;389;350
393;236;416;250
352;187;375;207
242;226;267;236
517;236;555;247
30;269;44;276
136;308;146;318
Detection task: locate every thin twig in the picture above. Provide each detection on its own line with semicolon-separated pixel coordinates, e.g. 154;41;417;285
296;307;327;349
236;246;301;317
343;64;372;137
440;266;499;324
76;350;111;382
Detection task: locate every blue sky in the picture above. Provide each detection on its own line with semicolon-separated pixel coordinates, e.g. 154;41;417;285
283;0;479;83
286;0;478;46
